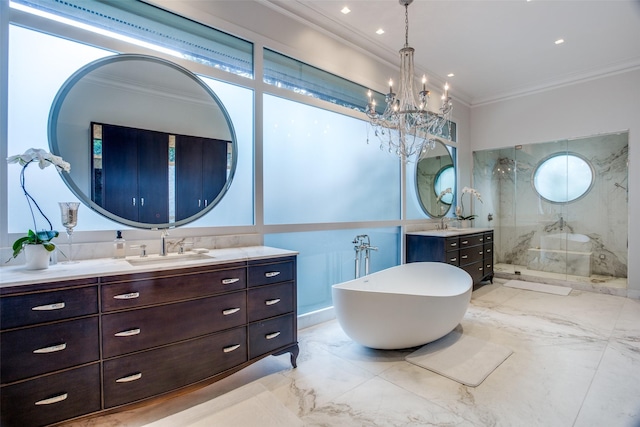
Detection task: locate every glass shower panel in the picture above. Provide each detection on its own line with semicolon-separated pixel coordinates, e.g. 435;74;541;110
516;140;569;280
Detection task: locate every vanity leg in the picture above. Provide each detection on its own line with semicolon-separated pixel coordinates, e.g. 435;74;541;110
274;343;299;368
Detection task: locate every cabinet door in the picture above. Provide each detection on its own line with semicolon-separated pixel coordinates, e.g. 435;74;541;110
0;363;101;427
137;129;169;223
100;124;138;220
103;327;247;408
175;136;227;221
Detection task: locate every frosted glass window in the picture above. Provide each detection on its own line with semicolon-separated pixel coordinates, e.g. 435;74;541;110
8;26;253;232
265;228;400;314
533;153;594;203
263;95;400;224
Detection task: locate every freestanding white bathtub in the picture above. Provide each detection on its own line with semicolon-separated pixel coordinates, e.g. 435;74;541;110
332;262;472;350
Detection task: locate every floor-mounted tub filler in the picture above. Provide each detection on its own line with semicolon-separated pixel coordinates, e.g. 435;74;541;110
332;262;472;349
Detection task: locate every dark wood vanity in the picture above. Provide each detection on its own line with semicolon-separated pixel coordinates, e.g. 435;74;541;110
0;251;298;426
406;229;494;286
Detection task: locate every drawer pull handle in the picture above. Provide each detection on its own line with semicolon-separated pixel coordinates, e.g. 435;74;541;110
479;251;484;255
32;302;65;311
116;373;142;383
487;249;492;253
222;278;240;285
223;308;240;315
479;267;484;271
450;242;457;247
115;328;141;337
265;298;281;306
266;331;281;340
265;271;281;278
450;258;457;262
33;343;67;354
462;240;468;244
223;344;241;353
35;393;68;405
114;292;140;300
462;255;468;259
480;238;484;242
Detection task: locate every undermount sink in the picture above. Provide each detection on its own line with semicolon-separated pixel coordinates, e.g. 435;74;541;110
126;252;212;266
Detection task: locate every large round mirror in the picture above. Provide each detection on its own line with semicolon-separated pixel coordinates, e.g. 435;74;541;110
49;54;237;229
415;140;455;218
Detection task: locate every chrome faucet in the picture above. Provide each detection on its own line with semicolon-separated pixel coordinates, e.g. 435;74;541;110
160;229;169;256
353;235;377;278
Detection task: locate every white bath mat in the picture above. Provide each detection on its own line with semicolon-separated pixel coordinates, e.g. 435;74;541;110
504;279;571;295
405;331;513;387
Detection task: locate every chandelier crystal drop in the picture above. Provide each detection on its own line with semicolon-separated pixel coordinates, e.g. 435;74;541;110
366;0;453;162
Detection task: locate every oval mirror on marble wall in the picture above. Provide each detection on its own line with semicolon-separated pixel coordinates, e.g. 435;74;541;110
415;140;455;218
48;54;237;229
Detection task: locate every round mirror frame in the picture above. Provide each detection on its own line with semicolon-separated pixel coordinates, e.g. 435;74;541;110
48;54;238;229
414;139;455;218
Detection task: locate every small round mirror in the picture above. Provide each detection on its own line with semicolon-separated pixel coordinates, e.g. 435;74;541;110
49;54;237;229
415;140;455;218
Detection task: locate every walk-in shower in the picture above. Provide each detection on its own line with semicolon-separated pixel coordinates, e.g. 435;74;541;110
472;131;628;290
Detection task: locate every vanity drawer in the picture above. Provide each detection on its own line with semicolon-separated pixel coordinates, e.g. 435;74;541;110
0;286;98;330
464;261;486;284
484;243;493;260
248;282;294;322
103;327;247;408
248;259;295;287
459;246;484;266
445;237;459;251
101;266;247;312
102;291;246;358
1;317;99;384
0;363;101;427
445;251;460;266
249;313;294;359
459;233;485;248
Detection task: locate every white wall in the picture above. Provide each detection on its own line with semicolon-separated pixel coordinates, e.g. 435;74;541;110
469;69;640;295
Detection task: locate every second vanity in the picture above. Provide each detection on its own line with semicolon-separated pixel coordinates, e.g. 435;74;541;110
406;228;494;285
0;246;298;427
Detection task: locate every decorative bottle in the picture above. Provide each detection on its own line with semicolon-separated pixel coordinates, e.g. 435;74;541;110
114;230;126;258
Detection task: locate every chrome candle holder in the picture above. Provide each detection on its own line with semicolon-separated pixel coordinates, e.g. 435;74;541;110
59;202;80;263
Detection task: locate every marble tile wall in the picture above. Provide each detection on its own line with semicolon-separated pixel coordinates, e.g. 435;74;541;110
473;132;628;280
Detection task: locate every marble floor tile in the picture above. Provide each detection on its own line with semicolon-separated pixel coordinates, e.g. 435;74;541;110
61;283;640;427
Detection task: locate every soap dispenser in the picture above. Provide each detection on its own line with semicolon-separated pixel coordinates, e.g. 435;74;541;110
114;230;126;258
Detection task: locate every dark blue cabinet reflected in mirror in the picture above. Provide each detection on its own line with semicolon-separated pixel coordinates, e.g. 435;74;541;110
50;54;237;229
92;122;228;224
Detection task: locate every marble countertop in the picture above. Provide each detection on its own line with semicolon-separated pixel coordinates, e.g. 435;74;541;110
406;228;493;237
0;246;298;289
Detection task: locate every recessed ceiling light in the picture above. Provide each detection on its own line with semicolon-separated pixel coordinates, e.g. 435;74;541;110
341;7;351;15
376;28;385;35
447;73;455;77
555;38;565;45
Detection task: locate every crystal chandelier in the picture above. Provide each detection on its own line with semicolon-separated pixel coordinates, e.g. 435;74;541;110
366;0;453;162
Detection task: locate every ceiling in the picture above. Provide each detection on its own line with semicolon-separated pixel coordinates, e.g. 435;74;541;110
265;0;640;106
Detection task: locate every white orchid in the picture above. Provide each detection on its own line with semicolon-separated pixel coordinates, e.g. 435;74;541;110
436;187;452;202
457;186;482;220
7;148;70;172
6;148;71;261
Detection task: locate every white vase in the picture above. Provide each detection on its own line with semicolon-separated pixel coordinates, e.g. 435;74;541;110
24;244;51;270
